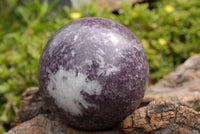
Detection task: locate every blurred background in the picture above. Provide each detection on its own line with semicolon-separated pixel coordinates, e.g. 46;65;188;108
0;0;200;132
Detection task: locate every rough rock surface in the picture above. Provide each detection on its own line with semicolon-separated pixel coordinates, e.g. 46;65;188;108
11;87;49;127
143;54;200;110
8;114;123;134
121;99;200;134
7;54;200;134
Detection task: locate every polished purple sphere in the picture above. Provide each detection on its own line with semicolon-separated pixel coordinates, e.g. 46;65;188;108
38;17;149;130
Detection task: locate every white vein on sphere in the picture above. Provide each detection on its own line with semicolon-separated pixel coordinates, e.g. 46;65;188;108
47;67;102;116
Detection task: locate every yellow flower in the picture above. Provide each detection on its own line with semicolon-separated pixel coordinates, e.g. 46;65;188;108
70;12;82;20
28;29;34;34
158;38;167;46
190;52;197;57
175;16;179;21
165;5;174;13
132;11;138;18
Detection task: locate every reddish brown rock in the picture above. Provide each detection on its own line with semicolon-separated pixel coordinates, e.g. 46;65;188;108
143;54;200;110
8;114;123;134
8;98;200;134
11;87;49;126
121;99;200;134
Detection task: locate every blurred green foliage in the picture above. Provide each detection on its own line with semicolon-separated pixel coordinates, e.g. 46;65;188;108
0;0;200;132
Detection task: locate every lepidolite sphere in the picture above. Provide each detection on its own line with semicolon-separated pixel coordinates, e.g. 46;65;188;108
38;17;149;130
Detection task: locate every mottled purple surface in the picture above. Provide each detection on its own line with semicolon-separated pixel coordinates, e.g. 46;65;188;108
38;17;149;130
